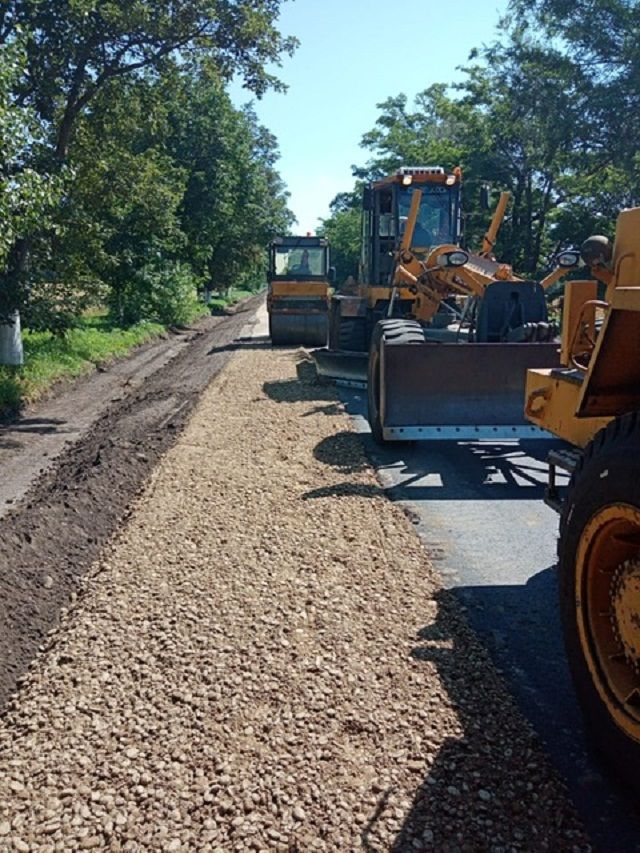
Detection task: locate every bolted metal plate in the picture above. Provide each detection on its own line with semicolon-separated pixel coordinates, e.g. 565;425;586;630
382;424;554;440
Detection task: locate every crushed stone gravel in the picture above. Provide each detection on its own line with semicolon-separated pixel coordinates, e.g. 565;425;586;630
0;345;590;850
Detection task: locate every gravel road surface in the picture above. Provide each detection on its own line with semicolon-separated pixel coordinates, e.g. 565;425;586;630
0;335;589;850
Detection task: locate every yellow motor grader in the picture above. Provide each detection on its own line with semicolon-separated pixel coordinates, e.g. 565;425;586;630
524;208;640;794
312;166;560;442
267;235;334;347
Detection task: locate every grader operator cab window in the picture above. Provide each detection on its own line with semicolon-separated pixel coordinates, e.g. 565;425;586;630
378;190;395;237
399;185;458;247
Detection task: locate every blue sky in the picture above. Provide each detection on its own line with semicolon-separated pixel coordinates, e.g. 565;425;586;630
230;0;509;233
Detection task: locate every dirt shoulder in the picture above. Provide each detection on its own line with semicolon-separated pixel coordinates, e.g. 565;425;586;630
0;300;259;520
0;295;263;711
0;341;589;850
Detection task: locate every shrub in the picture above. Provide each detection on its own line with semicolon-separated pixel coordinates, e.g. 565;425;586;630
109;262;203;327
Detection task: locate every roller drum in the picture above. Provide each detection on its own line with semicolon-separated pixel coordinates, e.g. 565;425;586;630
269;310;328;347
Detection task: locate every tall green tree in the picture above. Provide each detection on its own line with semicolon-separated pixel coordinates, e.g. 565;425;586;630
458;36;591;270
508;0;640;236
0;40;60;361
317;192;361;286
348;30;603;272
167;66;293;296
54;73;189;327
0;0;296;361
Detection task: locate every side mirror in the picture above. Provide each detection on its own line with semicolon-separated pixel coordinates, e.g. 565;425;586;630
480;184;491;211
328;266;337;284
555;249;581;269
437;249;469;268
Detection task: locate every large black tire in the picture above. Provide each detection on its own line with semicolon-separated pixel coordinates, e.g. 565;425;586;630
366;319;424;444
558;411;640;796
337;317;367;352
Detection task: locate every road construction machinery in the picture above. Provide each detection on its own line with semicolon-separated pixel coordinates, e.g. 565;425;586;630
267;235;334;346
314;166;465;384
313;166;560;441
524;208;640;795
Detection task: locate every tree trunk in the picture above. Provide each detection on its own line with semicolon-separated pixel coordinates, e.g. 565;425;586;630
0;238;29;365
0;311;24;366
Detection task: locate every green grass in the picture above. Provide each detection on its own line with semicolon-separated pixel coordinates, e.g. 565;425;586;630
0;313;165;419
0;287;258;419
208;286;257;312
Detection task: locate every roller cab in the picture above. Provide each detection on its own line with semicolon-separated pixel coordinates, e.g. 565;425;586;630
268;236;333;347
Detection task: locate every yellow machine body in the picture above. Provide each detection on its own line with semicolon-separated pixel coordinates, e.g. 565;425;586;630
267;279;329;307
316;167;561;432
267;236;332;347
525;208;640;446
526;209;640;796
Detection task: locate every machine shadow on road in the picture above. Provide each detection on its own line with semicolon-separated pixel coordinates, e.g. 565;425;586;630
306;428;561;503
0;418;71;451
363;436;561;502
262;356;343;406
0;416;68;434
207;334;273;356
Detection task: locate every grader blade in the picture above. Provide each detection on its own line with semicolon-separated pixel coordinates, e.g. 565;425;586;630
380;341;560;440
312;347;368;385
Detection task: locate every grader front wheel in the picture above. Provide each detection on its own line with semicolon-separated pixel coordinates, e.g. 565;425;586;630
559;413;640;795
366;319;425;445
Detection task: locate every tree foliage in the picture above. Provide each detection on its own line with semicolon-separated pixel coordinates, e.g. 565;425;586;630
0;0;295;340
317;194;361;286
0;40;61;321
327;1;640;275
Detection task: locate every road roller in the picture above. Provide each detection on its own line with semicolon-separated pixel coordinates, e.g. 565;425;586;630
267;235;334;347
525;209;640;796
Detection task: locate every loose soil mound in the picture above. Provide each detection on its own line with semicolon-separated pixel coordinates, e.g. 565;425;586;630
0;296;262;710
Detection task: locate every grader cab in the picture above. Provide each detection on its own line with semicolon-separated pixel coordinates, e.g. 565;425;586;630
524;208;640;795
314;166;464;383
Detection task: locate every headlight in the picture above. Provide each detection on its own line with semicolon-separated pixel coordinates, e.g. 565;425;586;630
437;250;469;268
555;249;581;268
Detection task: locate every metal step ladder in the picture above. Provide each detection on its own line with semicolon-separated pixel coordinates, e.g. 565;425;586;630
545;446;583;513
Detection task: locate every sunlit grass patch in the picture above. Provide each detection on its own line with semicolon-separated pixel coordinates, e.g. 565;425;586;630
0;313;164;419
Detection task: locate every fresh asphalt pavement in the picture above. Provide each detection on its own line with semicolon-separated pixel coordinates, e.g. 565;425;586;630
339;387;640;851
